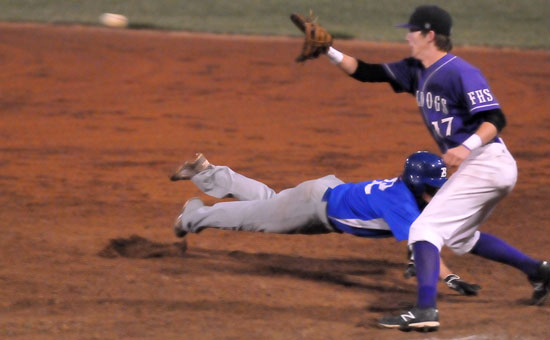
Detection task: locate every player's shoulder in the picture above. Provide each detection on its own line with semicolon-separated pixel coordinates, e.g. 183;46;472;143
371;178;419;213
389;179;414;196
386;57;423;70
368;177;410;196
448;54;482;73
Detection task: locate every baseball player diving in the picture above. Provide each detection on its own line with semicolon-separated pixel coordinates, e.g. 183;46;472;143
290;4;550;332
170;151;481;296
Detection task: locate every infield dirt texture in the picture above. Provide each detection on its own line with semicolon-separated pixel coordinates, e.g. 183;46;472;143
0;22;549;339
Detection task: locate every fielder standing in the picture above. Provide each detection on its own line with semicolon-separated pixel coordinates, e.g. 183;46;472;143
296;4;549;332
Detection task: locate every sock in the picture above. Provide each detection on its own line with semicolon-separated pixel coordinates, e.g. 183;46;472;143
471;232;541;277
413;241;440;309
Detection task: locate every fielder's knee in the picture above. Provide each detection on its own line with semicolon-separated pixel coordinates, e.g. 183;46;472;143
408;228;444;253
446;231;481;255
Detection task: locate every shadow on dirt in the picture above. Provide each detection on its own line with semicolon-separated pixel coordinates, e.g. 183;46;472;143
97;236;494;316
97;236;411;293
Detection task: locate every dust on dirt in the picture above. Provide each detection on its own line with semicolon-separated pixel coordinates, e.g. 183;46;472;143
98;235;187;259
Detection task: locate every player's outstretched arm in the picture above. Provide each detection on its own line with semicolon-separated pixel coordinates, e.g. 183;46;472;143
440;258;481;296
405;256;481;296
326;47;359;75
326;47;393;84
439;258;453;278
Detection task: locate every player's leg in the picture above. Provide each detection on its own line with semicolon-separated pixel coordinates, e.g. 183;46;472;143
441;145;548;304
378;175;489;331
176;197;325;234
470;233;541;274
380;170;485;331
470;233;549;305
192;165;277;201
171;153;277;200
378;239;441;332
174;175;343;235
410;144;518;253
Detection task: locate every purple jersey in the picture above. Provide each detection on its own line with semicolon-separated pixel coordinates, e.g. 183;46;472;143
383;54;501;152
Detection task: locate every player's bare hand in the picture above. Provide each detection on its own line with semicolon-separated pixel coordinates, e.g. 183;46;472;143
443;145;470;167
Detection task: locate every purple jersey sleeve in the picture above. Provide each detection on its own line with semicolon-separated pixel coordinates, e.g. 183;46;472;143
458;67;500;114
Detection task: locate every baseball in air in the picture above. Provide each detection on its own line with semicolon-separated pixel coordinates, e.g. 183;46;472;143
99;13;129;28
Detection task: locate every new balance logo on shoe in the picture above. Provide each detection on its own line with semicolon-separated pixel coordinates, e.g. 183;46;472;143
400;311;416;322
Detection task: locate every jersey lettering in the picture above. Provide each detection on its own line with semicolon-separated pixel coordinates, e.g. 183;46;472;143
364;178;398;195
441;117;454;136
467;88;494;105
431;121;442;137
440;97;448;114
426;92;433;109
416;90;424;107
475;90;486;103
483;89;494;101
416;91;448;114
431;117;454;137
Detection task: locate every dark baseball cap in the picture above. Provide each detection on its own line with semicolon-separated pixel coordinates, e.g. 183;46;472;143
397;5;452;36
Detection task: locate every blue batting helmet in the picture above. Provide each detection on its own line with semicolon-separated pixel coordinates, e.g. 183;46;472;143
402;151;447;197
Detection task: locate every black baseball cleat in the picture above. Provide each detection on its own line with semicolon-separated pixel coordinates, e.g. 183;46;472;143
528;261;550;305
173;198;204;237
378;307;439;332
170;153;211;181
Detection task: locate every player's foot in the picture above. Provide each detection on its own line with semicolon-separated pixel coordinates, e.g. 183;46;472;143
170;153;211;181
528;260;550;305
378;307;439;332
173;198;204;237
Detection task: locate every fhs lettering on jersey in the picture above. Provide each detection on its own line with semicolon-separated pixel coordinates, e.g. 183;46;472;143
416;90;449;114
467;88;494;106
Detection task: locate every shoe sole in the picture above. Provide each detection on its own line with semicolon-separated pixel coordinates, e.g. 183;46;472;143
378;323;401;329
174;218;187;238
170;164;195;181
405;321;440;332
378;321;439;332
173;200;193;238
174;198;205;237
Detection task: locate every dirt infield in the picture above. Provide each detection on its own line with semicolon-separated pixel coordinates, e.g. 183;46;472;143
1;23;549;339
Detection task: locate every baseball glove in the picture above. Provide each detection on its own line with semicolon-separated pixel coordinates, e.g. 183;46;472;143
290;11;333;62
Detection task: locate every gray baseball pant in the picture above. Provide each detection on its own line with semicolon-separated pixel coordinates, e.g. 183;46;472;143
181;166;344;234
